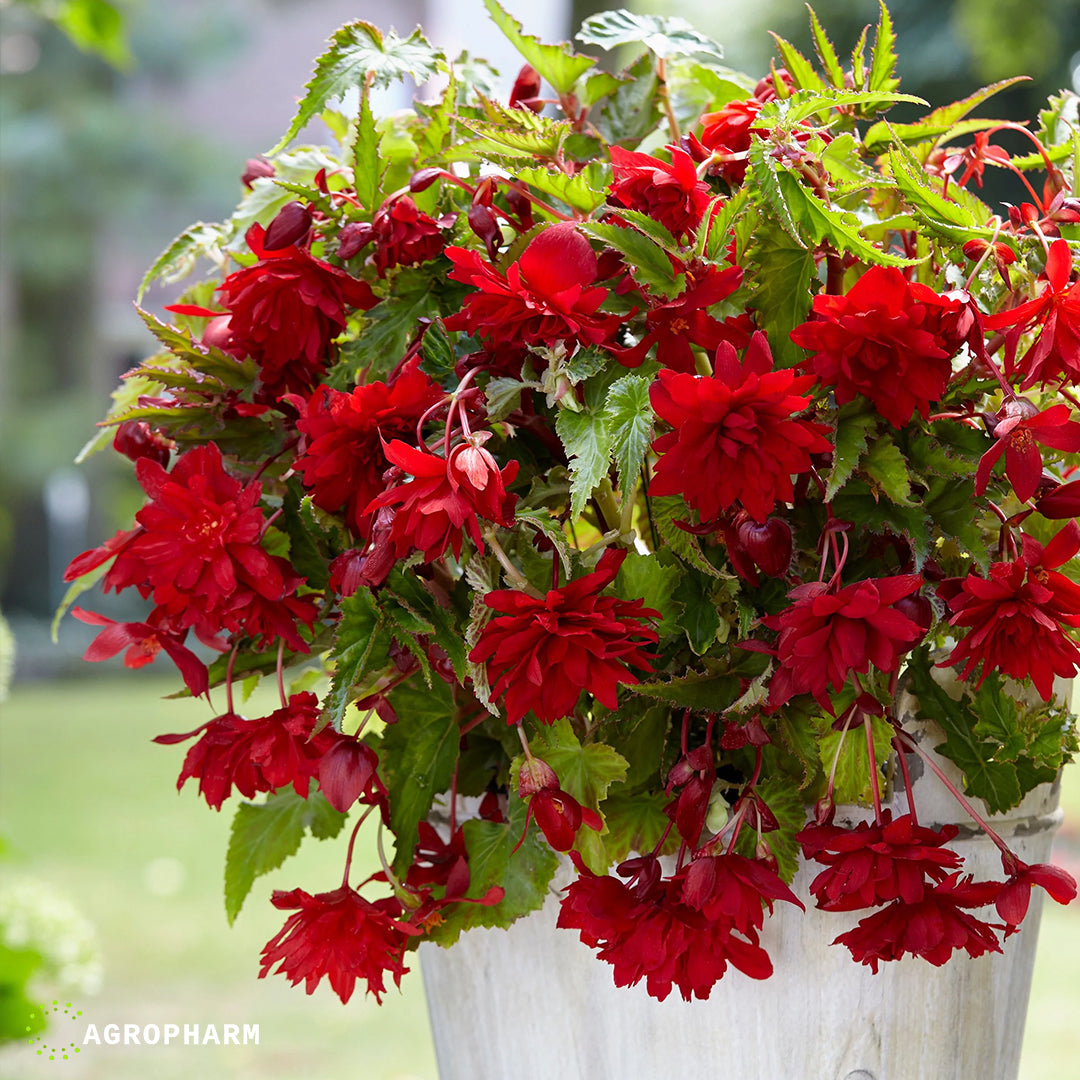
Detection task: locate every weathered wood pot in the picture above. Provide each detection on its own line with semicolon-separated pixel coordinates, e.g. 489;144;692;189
420;690;1067;1080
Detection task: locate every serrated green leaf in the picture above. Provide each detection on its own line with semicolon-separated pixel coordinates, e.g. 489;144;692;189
774;168;921;266
484;376;528;421
134;308;257;388
602;792;673;864
351;84;381;212
767;33;827;93
816;713;893;806
381;678;459;875
867;1;899;94
864;77;1029;150
272;22;445;153
673;571;722;654
650;495;725;579
595;52;661;147
807;6;845;89
887;146;995;242
556;406;613;521
530;717;628;808
631;664;743;711
826;404;878;499
581;220;683;298
605;374;654;498
138;222;230;301
761;89;926;126
326;590;389;731
224;790;346;925
578;9;724;62
281;482;329;589
699;189;750;263
750;776;807;882
384;566;468;684
341;276;444;380
864;436;914;505
610;209;683;254
514;163;609;214
746;139;802;241
454;116;572;162
746;223;816;370
482;0;594;94
515;507;573;577
615;550;682;639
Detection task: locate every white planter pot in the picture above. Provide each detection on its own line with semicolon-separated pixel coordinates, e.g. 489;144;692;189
420;696;1067;1080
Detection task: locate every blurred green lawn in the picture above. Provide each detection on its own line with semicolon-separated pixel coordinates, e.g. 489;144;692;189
0;675;1077;1079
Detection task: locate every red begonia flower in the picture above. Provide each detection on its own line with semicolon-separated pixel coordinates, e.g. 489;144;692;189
71;606;208;698
995;854;1077;926
984;238;1080;388
796;810;963;911
517;756;602;852
209;222;377;398
259;884;412;1004
558;853;784;1000
608;145;712;238
468;548;659;725
65;443;315;650
443;224;621;350
938;520;1080;700
763;574;926;711
789;265;966;427
364;434;518;562
832;874;1004;972
290;364;445;540
339;194;455;276
609;266;748;372
680;852;804;930
698;98;763;184
975;400;1080;502
649;331;831;524
1035;477;1080;519
155;692;335;811
406;821;472;900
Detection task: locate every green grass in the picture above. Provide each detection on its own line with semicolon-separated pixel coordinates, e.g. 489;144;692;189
1;675;1077;1079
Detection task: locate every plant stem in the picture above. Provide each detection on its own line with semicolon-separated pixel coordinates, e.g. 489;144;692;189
341;803;378;887
484;528;543;597
864;713;883;826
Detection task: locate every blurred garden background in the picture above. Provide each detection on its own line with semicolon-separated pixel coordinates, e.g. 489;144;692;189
1;0;1078;1077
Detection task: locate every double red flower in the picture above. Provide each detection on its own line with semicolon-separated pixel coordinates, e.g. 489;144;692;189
469;548;659;725
938;521;1080;699
444;224;621;350
790;265;966;427
763;575;926;711
608;145;712;238
649;331;831;524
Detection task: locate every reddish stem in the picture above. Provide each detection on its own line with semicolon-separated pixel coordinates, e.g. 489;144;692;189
892;735;919;824
865;713;883;826
341;803;379;887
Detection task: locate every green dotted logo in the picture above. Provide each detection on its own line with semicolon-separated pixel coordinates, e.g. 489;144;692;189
26;1001;82;1062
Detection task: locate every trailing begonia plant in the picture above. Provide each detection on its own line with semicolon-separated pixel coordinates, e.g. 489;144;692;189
61;1;1079;1004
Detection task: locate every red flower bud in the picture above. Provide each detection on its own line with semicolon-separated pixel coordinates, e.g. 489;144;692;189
317;740;382;813
337;221;374;260
813;796;835;826
241;156;274;189
468;202;502;261
263;201;313;251
202;315;239;354
509;64;542;112
1035;478;1080;519
112;420;173;467
409;167;444;193
518;756;559;797
893;593;933;636
735;514;793;578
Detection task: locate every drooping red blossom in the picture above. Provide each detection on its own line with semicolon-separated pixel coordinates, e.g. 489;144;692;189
508;63;542;111
833;874;1005;971
608;145;712;238
364;434;518;562
406;821;472;900
608;266;748;373
649;332;832;524
681;852;803;931
469;548;659;725
975;399;1080;502
208;222;377;398
290;364;445;540
665;743;716;849
557;854;783;1000
698;98;763;184
65;443;316;650
154;692;335;811
338;195;455;276
443;224;621;350
995;853;1077;926
942;131;1013;189
259;884;412;1004
984;238;1080;388
796;810;964;911
517;757;602;853
789;265;966;427
762;574;926;711
317;739;387;814
938;521;1080;699
1035;477;1080;519
72;606;208;696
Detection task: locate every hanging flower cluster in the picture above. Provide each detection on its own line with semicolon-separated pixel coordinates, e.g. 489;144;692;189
62;2;1078;1007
